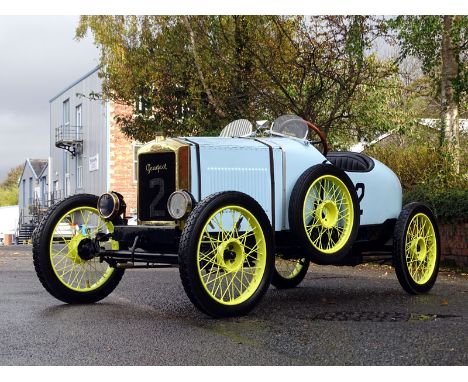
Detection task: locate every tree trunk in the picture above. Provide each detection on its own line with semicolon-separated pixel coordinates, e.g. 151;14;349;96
441;15;460;173
182;16;227;119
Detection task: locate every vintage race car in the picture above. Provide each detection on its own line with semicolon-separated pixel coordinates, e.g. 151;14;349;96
32;115;441;317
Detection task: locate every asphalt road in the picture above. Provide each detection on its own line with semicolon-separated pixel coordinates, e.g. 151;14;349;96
0;245;467;366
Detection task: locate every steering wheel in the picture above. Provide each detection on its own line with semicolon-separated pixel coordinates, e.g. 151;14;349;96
305;120;328;156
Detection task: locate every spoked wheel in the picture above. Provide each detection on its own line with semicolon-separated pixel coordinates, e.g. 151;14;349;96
33;194;124;304
178;191;274;317
393;203;440;294
272;254;309;289
289;164;359;264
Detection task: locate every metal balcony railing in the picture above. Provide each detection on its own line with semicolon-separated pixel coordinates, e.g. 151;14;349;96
55;125;83;156
17;192;66;240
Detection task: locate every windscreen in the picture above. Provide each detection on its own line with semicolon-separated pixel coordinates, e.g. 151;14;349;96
271;115;308;139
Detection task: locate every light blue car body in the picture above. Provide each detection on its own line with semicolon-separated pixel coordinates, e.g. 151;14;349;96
184;136;402;231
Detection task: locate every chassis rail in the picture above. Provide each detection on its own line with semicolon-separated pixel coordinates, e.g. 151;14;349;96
96;222;395;269
100;250;178;265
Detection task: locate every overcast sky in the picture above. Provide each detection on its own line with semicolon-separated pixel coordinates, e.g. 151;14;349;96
0;16;99;182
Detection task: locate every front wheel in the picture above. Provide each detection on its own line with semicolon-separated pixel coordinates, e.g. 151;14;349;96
178;191;274;318
32;194;124;304
393;202;440;294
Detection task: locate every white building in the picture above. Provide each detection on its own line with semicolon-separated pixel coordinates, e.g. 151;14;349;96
0;205;19;245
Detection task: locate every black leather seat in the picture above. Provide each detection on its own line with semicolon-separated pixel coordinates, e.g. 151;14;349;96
326;152;374;172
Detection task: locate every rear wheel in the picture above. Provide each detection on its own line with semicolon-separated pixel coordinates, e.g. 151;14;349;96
32;194;124;304
393;203;440;294
272;254;309;289
289;164;359;264
178;191;274;317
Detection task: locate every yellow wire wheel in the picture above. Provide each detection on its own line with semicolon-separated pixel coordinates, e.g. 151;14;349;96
178;191;274;318
32;194;125;304
49;206;114;292
393;202;440;294
272;254;310;289
289;164;359;264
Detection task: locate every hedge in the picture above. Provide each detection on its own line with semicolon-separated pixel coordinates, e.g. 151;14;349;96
403;185;468;222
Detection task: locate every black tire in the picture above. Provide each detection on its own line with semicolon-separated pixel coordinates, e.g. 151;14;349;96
393;202;440;294
289;164;360;264
178;191;274;318
32;194;124;304
272;254;309;289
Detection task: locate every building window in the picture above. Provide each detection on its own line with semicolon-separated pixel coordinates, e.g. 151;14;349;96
29;177;33;204
64;151;70;197
22;179;26;207
76;155;83;189
133;143;143;182
40;177;46;205
135;96;150;115
76;104;82;139
63;99;70;127
65;173;70;197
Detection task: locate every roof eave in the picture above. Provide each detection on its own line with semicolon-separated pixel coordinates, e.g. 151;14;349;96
49;65;101;103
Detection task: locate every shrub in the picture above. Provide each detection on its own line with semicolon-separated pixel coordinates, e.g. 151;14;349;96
366;135;467;222
403;185;468;222
366;143;466;191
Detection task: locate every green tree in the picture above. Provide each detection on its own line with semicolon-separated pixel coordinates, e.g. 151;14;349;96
0;165;22;206
1;165;22;188
77;15;417;147
388;16;468;173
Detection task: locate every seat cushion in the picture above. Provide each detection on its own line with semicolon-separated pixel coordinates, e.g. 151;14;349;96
326;152;374;172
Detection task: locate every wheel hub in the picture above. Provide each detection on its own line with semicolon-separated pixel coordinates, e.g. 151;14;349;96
217;239;244;272
67;233;97;263
67;234;86;264
413;237;427;261
316;200;339;228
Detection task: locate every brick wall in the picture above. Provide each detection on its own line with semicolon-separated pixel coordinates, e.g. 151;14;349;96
439;221;468;268
108;102;138;215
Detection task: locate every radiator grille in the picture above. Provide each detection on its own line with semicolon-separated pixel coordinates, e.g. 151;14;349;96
138;152;176;221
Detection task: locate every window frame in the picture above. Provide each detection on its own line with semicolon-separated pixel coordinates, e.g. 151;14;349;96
63;99;70;127
76;155;83;189
75;104;82;139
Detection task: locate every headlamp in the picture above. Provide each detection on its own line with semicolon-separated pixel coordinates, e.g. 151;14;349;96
97;192;126;220
167;190;193;220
